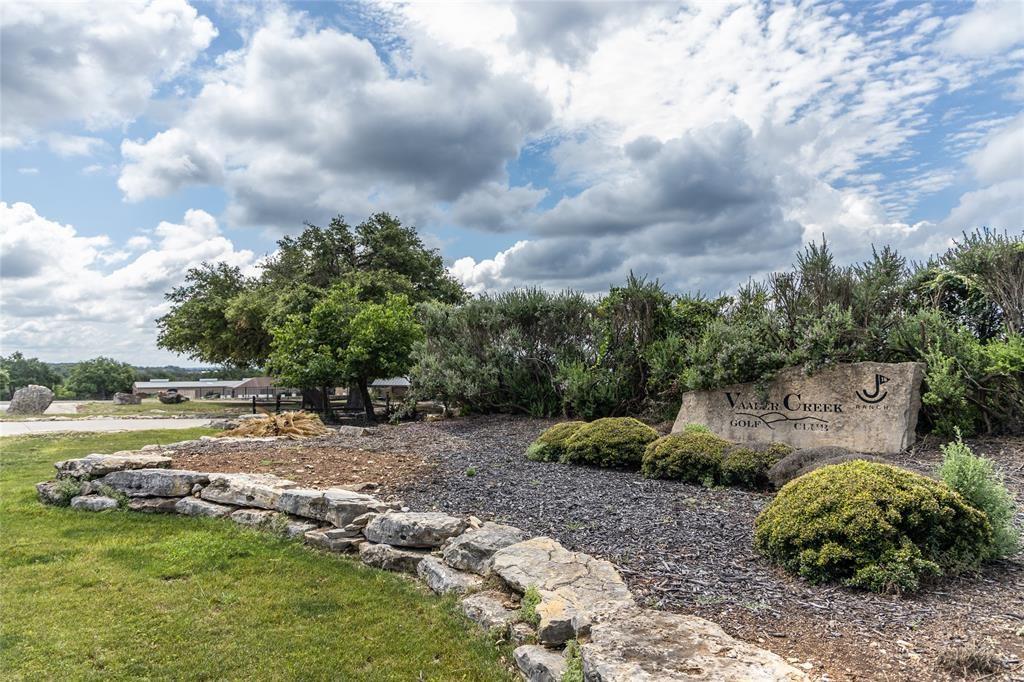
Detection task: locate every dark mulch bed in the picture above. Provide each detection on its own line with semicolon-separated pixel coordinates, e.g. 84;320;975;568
170;417;1024;681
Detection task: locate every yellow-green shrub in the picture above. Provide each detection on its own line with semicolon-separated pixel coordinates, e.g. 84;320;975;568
525;421;586;462
561;417;658;468
754;460;993;593
721;442;792;490
640;432;730;483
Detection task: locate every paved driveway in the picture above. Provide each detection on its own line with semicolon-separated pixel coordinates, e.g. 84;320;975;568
0;418;213;437
0;401;84;415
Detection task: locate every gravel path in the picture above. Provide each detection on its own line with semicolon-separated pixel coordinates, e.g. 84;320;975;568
0;418;214;437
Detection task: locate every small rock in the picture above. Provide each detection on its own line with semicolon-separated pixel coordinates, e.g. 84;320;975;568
509;622;537;647
127;497;180;514
442;522;529;575
335;425;372;437
364;511;468;548
304;528;362;553
231;508;281;528
175;496;234;518
70;495;119;511
112;392;141;405
358;542;430;573
460;591;519;632
514;645;567;682
417;557;485;595
35;480;66;505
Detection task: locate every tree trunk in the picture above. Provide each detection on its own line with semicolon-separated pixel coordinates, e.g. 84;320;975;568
358;378;375;423
346;382;364;410
321;386;333;422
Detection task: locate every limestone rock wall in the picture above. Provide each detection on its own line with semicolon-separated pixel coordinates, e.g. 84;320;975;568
673;361;925;454
38;439;805;682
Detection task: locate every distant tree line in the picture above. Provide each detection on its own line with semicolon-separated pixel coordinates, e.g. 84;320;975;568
157;215;1023;435
0;353;250;401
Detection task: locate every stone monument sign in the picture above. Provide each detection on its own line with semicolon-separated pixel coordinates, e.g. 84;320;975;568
672;362;925;454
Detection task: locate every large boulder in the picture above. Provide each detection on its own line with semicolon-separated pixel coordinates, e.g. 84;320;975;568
127;497;180;514
113;392;142;405
101;469;209;497
417;557;484;595
442;522;529;575
364;511;468;548
460;591;519;631
514;645;567;682
581;608;806;681
175;497;234;518
231;508;281;528
304;528;363;553
358;542;430;573
767;446;882;488
275;487;387;526
491;537;634;645
158;391;189;404
70;495;119;512
8;385;54;414
200;473;297;509
56;452;172;480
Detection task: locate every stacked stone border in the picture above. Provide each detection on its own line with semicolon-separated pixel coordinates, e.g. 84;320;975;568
36;436;805;681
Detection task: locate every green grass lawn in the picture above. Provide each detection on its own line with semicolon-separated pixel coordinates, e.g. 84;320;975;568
0;429;515;681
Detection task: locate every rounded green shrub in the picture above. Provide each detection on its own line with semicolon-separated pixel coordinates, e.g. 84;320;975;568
525;421;586;462
754;460;994;594
640;432;730;483
721;442;791;490
561;417;658;468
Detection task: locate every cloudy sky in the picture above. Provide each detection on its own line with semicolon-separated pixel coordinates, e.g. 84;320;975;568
1;0;1022;365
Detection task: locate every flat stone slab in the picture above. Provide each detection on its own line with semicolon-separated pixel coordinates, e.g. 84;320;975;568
364;512;467;548
358;542;430;573
200;473;297;509
275;487;386;526
460;591;519;632
56;452;172;479
673;361;924;454
70;495;119;511
175;496;234;518
231;508;281;528
491;537;634;645
128;497;180;514
101;469;209;497
442;522;528;575
304;528;363;553
417;556;484;595
514;645;567;682
581;608;806;681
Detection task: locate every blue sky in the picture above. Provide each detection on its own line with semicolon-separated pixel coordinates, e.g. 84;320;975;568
1;0;1022;364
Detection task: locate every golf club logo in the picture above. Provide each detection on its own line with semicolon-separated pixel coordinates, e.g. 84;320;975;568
857;373;890;404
